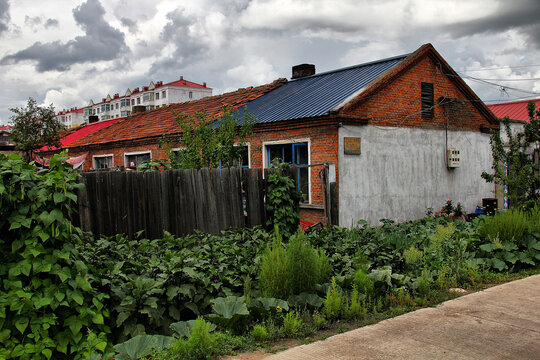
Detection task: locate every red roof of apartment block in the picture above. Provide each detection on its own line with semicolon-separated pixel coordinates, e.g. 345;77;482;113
67;78;286;148
487;98;540;123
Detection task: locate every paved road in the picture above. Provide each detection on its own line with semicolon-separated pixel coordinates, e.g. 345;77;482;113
268;275;540;359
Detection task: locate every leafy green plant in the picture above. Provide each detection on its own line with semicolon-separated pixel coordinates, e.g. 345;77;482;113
250;325;268;342
353;269;374;297
207;296;249;333
187;318;215;359
281;311;303;337
174;105;255;169
0;153;110;360
324;277;343;320
343;286;367;320
114;334;174;360
265;161;303;238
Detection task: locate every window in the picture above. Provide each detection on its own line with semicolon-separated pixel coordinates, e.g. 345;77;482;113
100;104;105;112
137;97;141;105
155;92;160;100
189;91;193;99
145;105;154;111
266;142;309;201
143;93;154;102
125;151;151;168
116;103;119;109
421;82;434;118
162;90;166;98
105;104;110;112
93;155;113;169
219;145;249;168
131;99;135;106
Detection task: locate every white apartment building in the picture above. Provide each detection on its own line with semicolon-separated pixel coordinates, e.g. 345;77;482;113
54;108;86;128
83;77;212;123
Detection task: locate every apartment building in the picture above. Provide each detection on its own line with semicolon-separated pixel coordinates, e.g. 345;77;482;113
54;108;85;128
83;77;212;123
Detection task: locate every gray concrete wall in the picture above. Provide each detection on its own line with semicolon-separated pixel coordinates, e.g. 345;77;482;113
338;125;495;226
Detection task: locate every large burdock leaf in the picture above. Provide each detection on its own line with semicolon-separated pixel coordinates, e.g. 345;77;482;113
207;296;249;332
114;334;175;360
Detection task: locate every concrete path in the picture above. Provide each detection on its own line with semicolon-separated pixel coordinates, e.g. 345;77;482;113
268;275;540;359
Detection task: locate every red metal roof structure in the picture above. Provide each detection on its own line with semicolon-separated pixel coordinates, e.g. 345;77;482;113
40;118;121;151
487;98;540;123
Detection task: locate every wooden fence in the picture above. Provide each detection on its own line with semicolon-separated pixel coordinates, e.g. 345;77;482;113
77;167;274;239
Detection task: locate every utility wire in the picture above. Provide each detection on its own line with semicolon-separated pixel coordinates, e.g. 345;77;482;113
458;64;540;73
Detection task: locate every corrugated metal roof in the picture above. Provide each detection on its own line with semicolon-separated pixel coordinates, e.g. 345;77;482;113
236;54;408;124
487;98;540;123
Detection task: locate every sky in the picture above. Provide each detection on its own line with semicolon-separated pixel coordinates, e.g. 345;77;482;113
1;0;540;125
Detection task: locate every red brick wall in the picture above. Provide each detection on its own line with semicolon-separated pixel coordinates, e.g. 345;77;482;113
344;54;496;131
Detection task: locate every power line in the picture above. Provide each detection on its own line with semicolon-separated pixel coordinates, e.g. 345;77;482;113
458;64;540;73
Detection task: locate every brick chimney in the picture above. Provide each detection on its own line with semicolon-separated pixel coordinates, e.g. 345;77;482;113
291;64;315;79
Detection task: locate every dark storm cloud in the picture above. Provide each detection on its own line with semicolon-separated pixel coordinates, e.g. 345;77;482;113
445;0;540;49
120;17;138;33
1;0;127;72
0;0;10;34
44;18;59;28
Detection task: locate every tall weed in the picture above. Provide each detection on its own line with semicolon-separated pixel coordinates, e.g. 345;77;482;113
478;209;528;243
259;227;289;299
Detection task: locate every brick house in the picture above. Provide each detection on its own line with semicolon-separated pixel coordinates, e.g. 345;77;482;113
65;43;499;226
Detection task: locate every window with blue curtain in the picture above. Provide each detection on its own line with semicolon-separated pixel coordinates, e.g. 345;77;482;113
266;142;309;201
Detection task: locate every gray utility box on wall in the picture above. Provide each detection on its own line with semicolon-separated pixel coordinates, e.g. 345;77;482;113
447;148;460;168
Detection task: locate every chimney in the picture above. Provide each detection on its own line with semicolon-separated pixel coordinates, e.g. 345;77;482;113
180;76;183;80
291;64;315;79
203;82;206;87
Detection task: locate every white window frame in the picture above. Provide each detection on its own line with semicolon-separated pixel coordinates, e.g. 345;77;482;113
124;150;152;167
235;142;250;168
262;138;311;203
92;154;114;169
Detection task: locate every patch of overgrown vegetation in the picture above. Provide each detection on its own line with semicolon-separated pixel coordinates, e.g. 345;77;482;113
2;153;540;360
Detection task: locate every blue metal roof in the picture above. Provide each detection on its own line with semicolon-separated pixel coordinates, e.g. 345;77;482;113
236;53;409;124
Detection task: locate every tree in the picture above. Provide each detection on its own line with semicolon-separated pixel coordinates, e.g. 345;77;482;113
9;97;64;162
172;105;255;169
482;102;540;208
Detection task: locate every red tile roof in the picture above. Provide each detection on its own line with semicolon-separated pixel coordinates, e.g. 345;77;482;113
67;79;286;148
487;98;540;123
40;118;121;151
165;78;211;89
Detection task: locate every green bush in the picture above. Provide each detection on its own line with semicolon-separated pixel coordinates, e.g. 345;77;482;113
259;228;331;299
324;278;343;320
0;153;110;360
353;269;374;297
259;227;289;299
478;209;528;243
281;311;303;337
250;325;268;342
